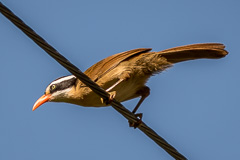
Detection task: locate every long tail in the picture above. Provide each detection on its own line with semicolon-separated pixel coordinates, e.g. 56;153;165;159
158;43;228;63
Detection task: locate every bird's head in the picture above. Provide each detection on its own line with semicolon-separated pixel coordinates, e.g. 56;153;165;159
32;75;77;111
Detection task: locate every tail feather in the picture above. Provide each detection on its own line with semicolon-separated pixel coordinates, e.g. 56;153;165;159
158;43;228;63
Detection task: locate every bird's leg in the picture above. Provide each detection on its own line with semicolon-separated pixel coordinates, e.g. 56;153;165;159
100;79;124;105
129;86;150;128
101;72;130;105
106;79;124;92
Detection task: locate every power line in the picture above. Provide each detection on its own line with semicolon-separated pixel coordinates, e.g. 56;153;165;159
0;2;187;159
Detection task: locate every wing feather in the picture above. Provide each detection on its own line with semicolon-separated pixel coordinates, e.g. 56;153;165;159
84;48;152;81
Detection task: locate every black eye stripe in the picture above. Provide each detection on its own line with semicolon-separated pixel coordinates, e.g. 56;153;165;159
50;77;76;93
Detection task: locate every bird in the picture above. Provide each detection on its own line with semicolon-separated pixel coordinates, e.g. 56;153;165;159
32;43;228;126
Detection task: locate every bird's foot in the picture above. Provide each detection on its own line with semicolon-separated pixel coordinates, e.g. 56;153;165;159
129;113;143;129
101;91;116;105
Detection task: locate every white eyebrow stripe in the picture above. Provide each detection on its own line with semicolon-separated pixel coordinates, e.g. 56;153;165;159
50;75;76;85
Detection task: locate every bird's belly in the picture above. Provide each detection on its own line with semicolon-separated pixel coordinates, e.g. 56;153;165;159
113;78;144;102
74;76;148;107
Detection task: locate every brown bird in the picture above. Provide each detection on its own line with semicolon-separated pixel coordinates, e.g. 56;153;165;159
33;43;228;126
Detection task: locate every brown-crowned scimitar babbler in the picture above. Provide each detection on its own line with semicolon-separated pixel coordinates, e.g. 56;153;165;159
33;43;228;126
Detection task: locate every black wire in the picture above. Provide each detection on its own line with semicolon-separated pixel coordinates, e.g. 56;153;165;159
0;2;187;160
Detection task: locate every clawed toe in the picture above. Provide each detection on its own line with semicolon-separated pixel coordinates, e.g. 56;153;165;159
129;113;143;129
100;91;116;105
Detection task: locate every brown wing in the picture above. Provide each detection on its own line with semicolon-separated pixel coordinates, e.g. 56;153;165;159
158;43;228;63
84;48;152;81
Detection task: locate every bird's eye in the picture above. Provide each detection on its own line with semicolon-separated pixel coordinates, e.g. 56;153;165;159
51;84;56;90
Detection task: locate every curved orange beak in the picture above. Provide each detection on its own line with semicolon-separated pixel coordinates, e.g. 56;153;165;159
32;94;51;111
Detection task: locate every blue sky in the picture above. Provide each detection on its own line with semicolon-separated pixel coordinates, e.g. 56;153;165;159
0;0;239;160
